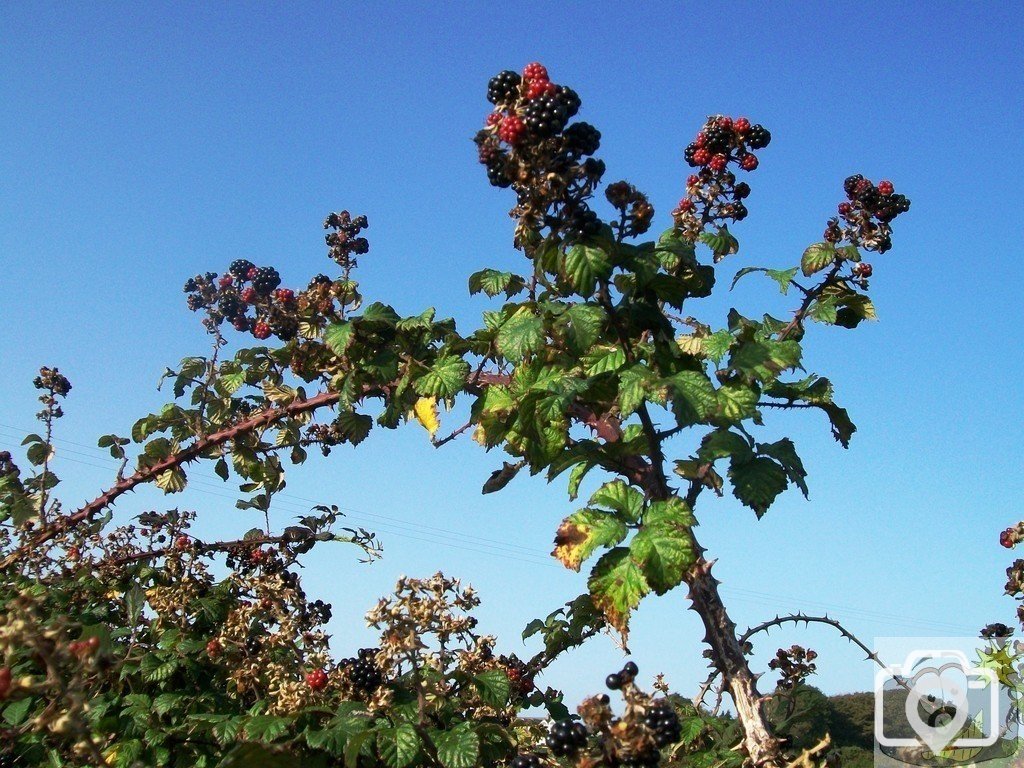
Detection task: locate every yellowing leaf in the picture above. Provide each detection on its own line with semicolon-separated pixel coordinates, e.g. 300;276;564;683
412;397;441;439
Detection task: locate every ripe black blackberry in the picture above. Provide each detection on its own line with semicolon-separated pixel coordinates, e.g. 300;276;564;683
343;648;383;693
229;259;255;279
524;94;570;137
732;202;748;221
546;719;589;758
857;186;881;211
251;266;281;295
183;277;198;292
309;273;332;287
186;295;204;312
745;124;771;149
617;747;660;768
564;122;601;156
510;754;541;768
486;157;513;188
702;125;731;154
645;700;682;748
271;316;298;341
487;70;522;105
683;143;699;167
563;208;601;243
582;158;606;179
553;85;581;118
218;294;240;317
478;141;502;166
844;174;864;198
733;181;751;200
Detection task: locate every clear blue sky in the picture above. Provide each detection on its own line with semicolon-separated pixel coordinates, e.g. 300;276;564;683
2;2;1022;705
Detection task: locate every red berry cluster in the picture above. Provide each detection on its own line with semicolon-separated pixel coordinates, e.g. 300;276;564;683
824;175;911;253
498;653;535;697
68;635;100;659
0;667;10;700
1001;523;1024;549
684;115;770;172
305;668;329;691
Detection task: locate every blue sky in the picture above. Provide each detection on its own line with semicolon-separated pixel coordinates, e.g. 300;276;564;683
2;2;1022;706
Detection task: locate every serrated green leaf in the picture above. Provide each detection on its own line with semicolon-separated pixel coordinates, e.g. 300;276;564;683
716;382;759;422
496;309;544;362
700;225;739;261
553;508;629;571
801;242;836;276
697;429;752;463
758;438;808;497
377;724;422;768
563;304;605;353
334;411;373;446
324;322;355;356
583;345;627;376
563;243;612;295
729;456;788;518
702;330;734;364
589;480;643;523
361;302;401;326
667;371;718;426
432;723;480;768
473;669;512;708
630;506;695;594
729;338;802;383
414;355;470;398
155;468;187;494
587;547;649;642
469;269;526;298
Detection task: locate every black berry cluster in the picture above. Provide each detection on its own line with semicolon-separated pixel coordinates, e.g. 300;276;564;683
562;207;601;244
475;62;605;245
510;754;541;768
341;648;383;693
324;210;369;271
1000;523;1024;549
980;622;1013;639
498;653;536;696
183;266;299;342
824;175;911;253
673;116;770;241
605;660;639;690
644;700;681;748
546;719;589;758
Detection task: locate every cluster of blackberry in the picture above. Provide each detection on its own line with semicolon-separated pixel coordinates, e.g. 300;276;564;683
673;116;769;240
183;260;300;342
604;660;639;690
683;115;770;172
824;175;911;253
605;181;655;239
499;653;536;696
546;719;589;758
340;648;383;693
475;63;606;244
644;700;681;748
510;754;542;768
324;211;369;270
979;622;1013;639
767;645;818;690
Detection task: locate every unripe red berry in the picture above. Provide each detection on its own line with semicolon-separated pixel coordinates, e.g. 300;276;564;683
686;174;699;187
253;322;271;340
709;153;728;172
275;288;295;303
485;112;502;127
175;535;190;550
735;117;751;134
692;148;711;166
717;116;733;130
86;636;100;653
498;114;526;145
678;198;695;212
522;62;548;81
246;267;258;281
854;178;872;196
219;275;234;288
853;262;873;278
0;667;11;699
740;153;758;171
67;545;80;561
878;180;894;195
526;79;555;99
207;639;222;658
1001;530;1015;549
232;316;249;332
695;132;707;147
306;668;329;691
241;287;256;303
838;202;853;215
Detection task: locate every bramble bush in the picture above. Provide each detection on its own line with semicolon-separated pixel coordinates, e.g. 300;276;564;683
0;61;958;768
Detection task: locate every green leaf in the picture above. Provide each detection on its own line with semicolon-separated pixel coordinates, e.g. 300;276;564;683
731;267;799;295
697;429;752;463
583;345;627;376
801;242;836;276
219;370;246;395
414;355;470;398
335;411;373;446
361;302;401;326
630;502;696;594
588;481;643;523
468;269;526;298
553;507;629;571
587;547;649;641
496;309;544;362
563;304;605;353
432;723;480;768
377;724;422;768
473;669;512;708
716;382;759;422
667;371;718;426
324;322;355;356
26;441;52;466
700;225;739;261
155;468;187;494
344;730;376;768
729;338;802;383
563;243;612;295
729;457;788;518
758;438;808;497
2;697;32;726
702;330;734;364
217;743;302;768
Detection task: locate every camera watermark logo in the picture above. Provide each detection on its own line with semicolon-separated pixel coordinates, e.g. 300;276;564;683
874;638;1021;767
